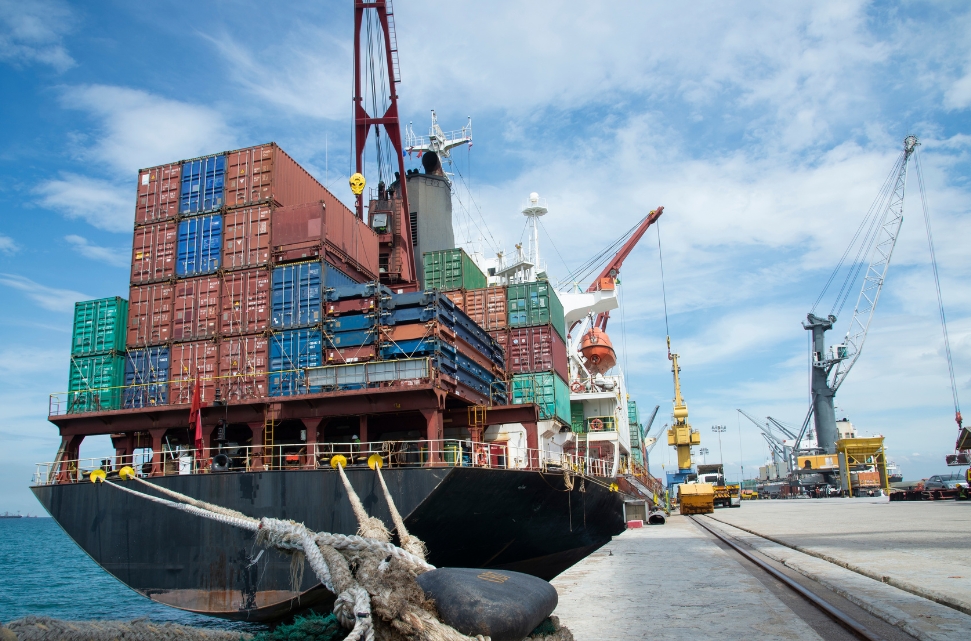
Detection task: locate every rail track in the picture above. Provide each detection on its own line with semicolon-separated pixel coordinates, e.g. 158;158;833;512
690;515;906;641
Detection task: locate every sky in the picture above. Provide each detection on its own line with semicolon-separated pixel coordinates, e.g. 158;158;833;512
1;0;970;513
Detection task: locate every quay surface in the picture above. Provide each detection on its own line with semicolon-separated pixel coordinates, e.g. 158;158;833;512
551;497;971;640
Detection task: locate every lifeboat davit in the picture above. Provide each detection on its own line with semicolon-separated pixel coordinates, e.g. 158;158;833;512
579;327;617;375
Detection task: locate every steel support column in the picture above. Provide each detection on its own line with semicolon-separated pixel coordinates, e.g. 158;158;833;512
149;428;166;477
249;422;264;471
421;408;443;466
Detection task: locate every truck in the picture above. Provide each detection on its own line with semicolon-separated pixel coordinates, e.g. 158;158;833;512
696;464;741;508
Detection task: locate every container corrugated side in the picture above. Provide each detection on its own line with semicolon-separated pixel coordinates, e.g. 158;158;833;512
169;340;219;404
507;325;568;381
223;204;271;271
269;328;323;395
325;261;357;289
221;268;270;335
131;221;177;284
127;283;174;347
136;163;181;224
510;371;570;425
324;196;380;280
506;280;566;340
172;275;221;342
68;354;124;413
422;248;487;291
177;214;222;277
124;347;169;408
180;154;225;215
271;261;322;328
71;297;128;356
225;143;331;209
465;286;506;330
571;402;585;433
219;334;268;402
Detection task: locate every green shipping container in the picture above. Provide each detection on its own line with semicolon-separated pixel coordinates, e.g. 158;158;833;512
68;354;125;413
506;281;566;340
511;371;570;425
628;400;641;445
423;249;487;292
71;297;128;356
631;449;644;465
571;401;585;433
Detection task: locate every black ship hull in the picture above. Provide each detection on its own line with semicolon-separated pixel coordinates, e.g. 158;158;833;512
32;466;625;622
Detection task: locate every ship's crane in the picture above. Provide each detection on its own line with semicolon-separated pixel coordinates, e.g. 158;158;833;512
766;416;798;441
739;409;792;471
798;136;919;454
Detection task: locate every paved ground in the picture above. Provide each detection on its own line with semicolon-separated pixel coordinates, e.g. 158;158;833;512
551;515;825;641
707;497;971;615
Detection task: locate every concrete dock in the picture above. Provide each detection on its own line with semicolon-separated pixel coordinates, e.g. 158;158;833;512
551;498;971;640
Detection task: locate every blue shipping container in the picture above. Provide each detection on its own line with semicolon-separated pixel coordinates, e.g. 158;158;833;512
177;214;222;276
326;328;379;348
180;155;226;214
269;329;323;396
324;261;357;289
124;347;169;408
272;262;322;328
326;282;391;302
324;313;384;333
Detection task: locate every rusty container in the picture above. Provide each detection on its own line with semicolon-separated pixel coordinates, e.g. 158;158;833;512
127;283;174;347
135;163;182;224
325;344;377;364
218;334;269;402
465;286;507;330
131;221;178;284
169;339;219;404
508;325;568;381
445;289;466;312
223;204;272;271
172;275;221;342
325;297;377;316
221;268;270;336
271;201;327;264
322;196;380;279
225;143;330;209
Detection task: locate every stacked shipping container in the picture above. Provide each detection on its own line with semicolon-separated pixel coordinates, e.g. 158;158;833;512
68;298;128;413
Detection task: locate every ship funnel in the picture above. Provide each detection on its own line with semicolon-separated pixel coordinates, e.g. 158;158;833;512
421;151;442;175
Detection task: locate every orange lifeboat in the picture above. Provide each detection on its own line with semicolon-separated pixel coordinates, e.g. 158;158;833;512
579;327;617;375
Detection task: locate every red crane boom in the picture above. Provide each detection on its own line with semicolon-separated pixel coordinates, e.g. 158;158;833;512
588;207;663;330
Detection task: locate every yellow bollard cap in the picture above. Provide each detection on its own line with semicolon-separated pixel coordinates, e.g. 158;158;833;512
119;466;136;481
330;454;348;469
90;469;107;484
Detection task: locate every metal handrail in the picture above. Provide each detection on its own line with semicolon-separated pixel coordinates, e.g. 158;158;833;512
32;439;617;486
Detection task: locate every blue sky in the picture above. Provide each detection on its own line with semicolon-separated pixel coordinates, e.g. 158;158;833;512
1;0;970;513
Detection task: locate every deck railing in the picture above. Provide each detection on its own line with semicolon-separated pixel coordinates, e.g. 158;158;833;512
32;439;615;486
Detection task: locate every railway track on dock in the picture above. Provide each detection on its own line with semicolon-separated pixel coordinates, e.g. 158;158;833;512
690;514;971;641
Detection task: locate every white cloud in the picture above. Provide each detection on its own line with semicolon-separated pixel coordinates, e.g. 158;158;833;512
0;233;17;253
34;173;131;232
945;70;971;111
64;235;130;268
59;84;235;174
0;273;89;312
0;0;75;72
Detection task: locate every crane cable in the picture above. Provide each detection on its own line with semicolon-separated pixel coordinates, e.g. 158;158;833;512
656;220;671;338
914;148;962;430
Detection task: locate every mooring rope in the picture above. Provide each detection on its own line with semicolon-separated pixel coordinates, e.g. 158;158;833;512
375;465;428;560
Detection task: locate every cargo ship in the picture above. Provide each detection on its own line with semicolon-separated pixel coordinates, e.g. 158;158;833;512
30;1;666;622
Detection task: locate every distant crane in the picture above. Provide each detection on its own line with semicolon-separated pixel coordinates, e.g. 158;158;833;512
738;409;792;472
800;136;918;454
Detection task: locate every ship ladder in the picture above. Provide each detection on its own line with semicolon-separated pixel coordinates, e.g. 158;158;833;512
263;404;280;470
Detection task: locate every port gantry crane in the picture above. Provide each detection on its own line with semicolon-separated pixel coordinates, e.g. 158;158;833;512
798;136;919;455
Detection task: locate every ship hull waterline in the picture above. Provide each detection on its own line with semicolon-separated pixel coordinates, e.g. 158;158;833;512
32;465;627;622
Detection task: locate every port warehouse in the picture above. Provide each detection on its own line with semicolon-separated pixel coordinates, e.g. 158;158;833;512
55;143;612;474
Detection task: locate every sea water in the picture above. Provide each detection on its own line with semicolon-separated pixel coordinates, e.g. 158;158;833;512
0;518;263;632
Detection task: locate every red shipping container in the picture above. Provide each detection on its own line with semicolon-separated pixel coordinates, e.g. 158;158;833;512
323;196;380;279
127;283;174;347
131;221;177;284
465;287;507;330
223;204;271;270
219;334;269;402
507;325;568;381
172;276;221;342
225;143;331;209
170;340;219;404
326;345;377;364
445;289;466;312
135;163;181;224
325;297;376;316
271;201;327;264
221;269;270;335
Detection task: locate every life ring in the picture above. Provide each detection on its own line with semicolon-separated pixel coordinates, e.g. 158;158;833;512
571;381;584;392
589;418;604;431
475;448;489;466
